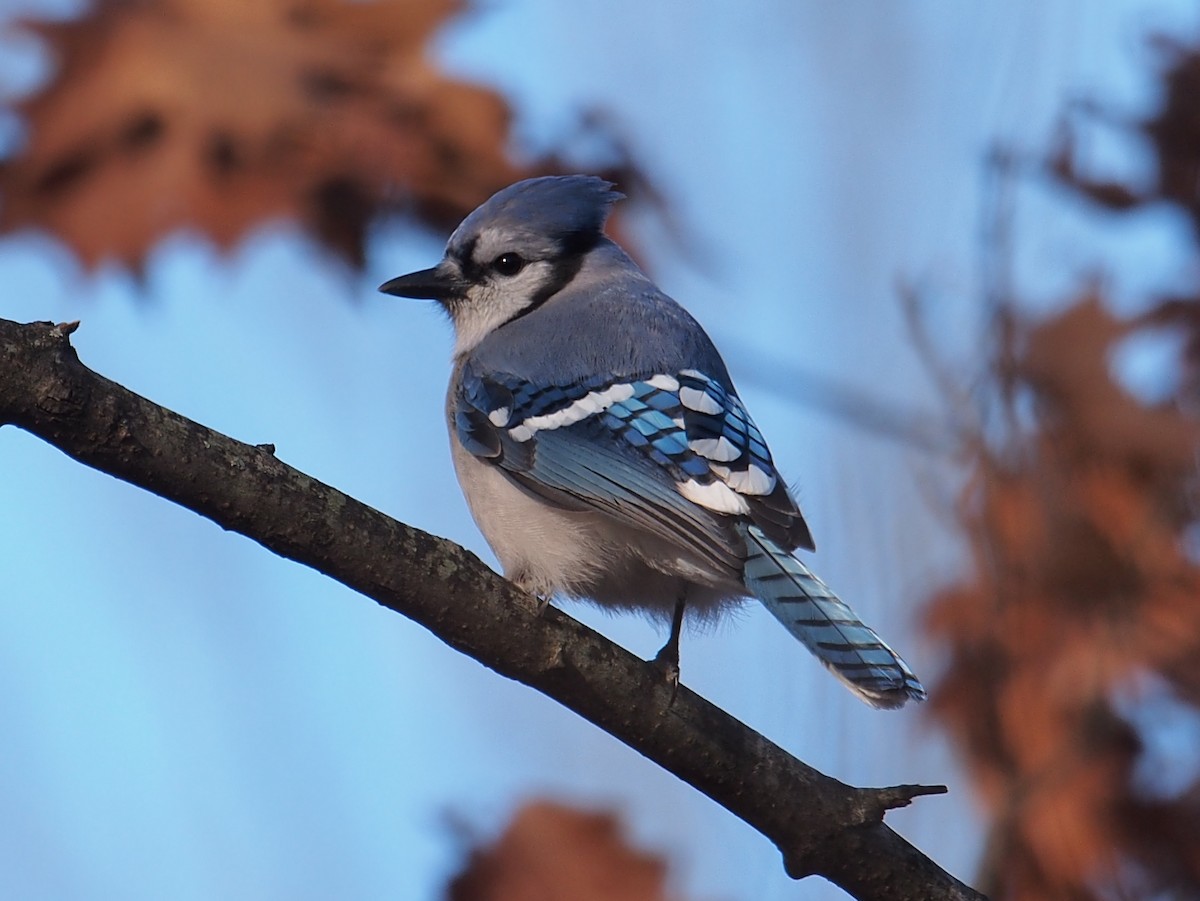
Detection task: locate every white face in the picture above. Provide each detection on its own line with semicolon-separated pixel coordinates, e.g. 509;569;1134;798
444;224;559;357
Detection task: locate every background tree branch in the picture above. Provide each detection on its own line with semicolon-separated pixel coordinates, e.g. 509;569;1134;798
0;316;983;901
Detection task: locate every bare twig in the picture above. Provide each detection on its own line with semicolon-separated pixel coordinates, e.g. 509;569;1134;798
0;317;984;901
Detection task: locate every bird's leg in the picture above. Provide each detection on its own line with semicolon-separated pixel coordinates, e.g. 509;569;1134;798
655;596;686;668
651;595;686;701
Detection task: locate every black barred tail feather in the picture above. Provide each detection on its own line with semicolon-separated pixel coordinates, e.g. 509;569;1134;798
740;525;925;709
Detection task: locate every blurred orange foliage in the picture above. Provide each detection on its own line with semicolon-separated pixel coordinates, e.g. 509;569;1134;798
446;801;680;901
929;35;1200;899
0;0;635;268
927;299;1200;898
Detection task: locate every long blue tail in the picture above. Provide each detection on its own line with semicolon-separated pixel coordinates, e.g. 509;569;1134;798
740;525;925;708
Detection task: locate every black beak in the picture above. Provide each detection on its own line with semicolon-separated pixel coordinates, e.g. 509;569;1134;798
378;265;460;301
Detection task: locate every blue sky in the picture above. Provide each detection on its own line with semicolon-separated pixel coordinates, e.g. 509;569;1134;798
2;2;1199;899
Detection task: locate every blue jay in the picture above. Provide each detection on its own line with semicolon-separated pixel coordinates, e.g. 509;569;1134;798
381;175;925;708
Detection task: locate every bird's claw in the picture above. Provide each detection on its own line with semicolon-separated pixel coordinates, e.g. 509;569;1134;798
651;645;681;705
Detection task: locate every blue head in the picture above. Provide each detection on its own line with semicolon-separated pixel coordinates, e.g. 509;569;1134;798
380;176;624;354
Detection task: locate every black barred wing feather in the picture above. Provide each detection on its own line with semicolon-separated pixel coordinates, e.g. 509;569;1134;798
742;525;926;708
454;365;814;567
670;370;813;551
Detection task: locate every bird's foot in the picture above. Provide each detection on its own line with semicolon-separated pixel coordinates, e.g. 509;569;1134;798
650;643;681;705
513;574;552;615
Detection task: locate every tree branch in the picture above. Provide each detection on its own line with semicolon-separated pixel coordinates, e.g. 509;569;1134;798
0;317;984;901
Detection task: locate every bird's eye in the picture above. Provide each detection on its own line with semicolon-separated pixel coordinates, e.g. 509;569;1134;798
491;253;526;277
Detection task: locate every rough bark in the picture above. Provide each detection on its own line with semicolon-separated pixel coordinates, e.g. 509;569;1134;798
0;317;984;901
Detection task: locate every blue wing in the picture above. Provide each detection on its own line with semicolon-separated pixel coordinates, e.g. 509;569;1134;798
455;363;814;579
